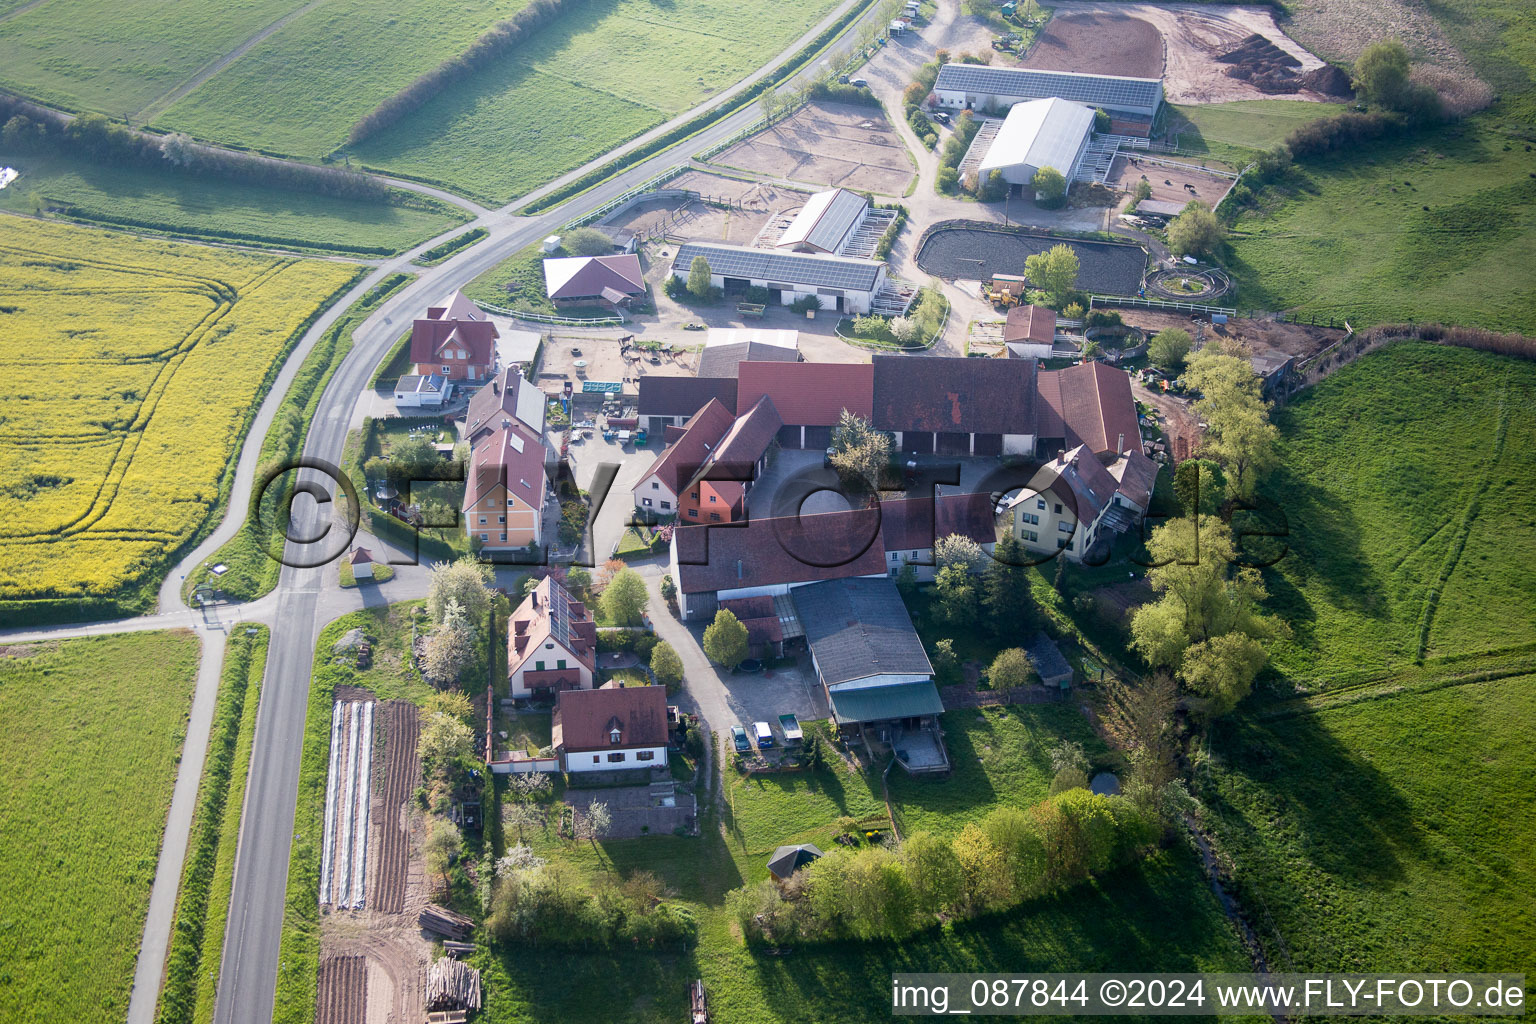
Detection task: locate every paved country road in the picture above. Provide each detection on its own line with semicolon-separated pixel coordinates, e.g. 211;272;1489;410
0;2;902;1023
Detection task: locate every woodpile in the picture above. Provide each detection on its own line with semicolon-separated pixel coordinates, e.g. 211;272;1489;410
425;1012;469;1024
690;979;709;1023
442;940;477;959
418;904;474;940
425;957;482;1011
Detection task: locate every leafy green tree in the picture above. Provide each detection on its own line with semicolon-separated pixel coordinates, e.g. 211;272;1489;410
934;533;984;572
1183;344;1279;498
982;806;1047;897
1031;165;1068;207
894;561;918;599
650;641;684;687
829;409;891;492
1133;178;1153;202
842;847;916;938
952;823;1011;913
1352;39;1411;108
933;564;978;625
1024;242;1079;305
599;567;649;625
988;647;1033;694
1166;202;1226;258
424;819;463;888
983;534;1035;634
703;608;749;668
564;227;614;257
659;573;677;602
936;165;960;194
1102;673;1180;791
1093;108;1111;134
687;255;713;298
1147;327;1192;371
419;710;476;768
930;638;958;679
422;598;479;688
900;832;963;916
979;168;1009;201
1172;458;1226;517
1179;631;1268;715
427;557;493;626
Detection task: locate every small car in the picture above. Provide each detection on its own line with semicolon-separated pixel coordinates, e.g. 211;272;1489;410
850;78;870;89
931;111;950;124
731;725;750;752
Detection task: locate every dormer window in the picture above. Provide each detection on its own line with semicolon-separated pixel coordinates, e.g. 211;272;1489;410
609;728;622;745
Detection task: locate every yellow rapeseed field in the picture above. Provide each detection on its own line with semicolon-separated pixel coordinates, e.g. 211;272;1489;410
0;216;359;609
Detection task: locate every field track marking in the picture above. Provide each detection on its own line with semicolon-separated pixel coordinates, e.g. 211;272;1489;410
1414;397;1509;660
0;0;50;26
132;0;329;126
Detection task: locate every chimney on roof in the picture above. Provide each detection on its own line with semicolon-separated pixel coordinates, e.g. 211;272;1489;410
1117;433;1125;453
1056;449;1066;462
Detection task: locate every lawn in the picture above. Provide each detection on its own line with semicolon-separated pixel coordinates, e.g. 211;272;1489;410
886;703;1110;839
153;0;533;157
1200;672;1536;978
0;0;311;118
0;152;468;256
1166;99;1347;168
1227;120;1536;332
462;239;600;317
0;630;202;1024
0;217;360;622
1256;342;1536;684
347;0;843;203
157;627;269;1024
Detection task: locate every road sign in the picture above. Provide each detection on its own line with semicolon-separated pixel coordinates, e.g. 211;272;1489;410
582;380;623;393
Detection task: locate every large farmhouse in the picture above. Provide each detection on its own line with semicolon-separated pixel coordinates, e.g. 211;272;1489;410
542;253;645;308
774;188;873;254
462;419;546;552
553;685;669;774
409;289;498;381
872;355;1038;456
977;96;1098;186
1005;443;1158;562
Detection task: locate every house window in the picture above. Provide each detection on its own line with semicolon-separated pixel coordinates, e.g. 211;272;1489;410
546;643;554;649
1057;538;1069;549
535;660;545;671
442;365;451;374
1024;530;1039;542
1036;498;1045;510
643;498;653;507
498;515;505;523
637;751;655;762
1058;521;1072;533
651;482;659;489
593;755;600;764
479;516;487;524
507;499;515;506
889;552;898;561
607;752;626;763
660;501;671;510
708;495;717;503
480;533;488;541
609;727;621;744
709;512;721;521
690;491;699;499
688;509;698;518
1054;503;1063;515
558;659;567;670
1023;512;1039;526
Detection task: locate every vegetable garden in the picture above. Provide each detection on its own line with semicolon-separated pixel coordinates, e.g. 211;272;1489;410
0;218;359;619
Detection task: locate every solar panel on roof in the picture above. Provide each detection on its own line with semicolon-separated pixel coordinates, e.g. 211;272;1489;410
935;64;1162;113
673;243;883;292
549;584;569;648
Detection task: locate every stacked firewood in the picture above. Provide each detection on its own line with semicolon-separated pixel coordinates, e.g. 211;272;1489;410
425;957;482;1011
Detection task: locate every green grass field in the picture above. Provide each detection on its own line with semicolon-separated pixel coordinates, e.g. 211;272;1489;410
0;0;310;118
1167;99;1347;168
1228;124;1536;331
1201;672;1536;977
0;631;201;1024
0;152;468;256
887;704;1110;839
348;0;842;203
154;0;532;156
1258;343;1536;683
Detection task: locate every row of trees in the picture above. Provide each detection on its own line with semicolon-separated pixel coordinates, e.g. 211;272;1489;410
0;99;386;200
347;0;595;144
729;788;1159;944
487;855;699;949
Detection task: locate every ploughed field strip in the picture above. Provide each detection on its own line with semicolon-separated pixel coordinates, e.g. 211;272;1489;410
917;226;1148;294
372;699;420;914
315;954;366;1024
319;699;375;909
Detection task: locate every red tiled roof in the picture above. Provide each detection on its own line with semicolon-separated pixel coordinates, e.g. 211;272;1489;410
675;506;887;594
638;376;737;418
736;360;873;425
509;576;597;675
349;547;374;565
720;597;783;646
878;492;999;552
872;355;1036;435
1036;361;1140;454
554;684;667;752
409;317;499;366
462;421;547;512
543;254;645;300
644;398;736;495
1004;304;1056;345
466;366;543;441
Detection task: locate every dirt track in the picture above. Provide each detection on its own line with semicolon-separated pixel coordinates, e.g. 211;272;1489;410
1022;11;1164;79
1042;2;1335;105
